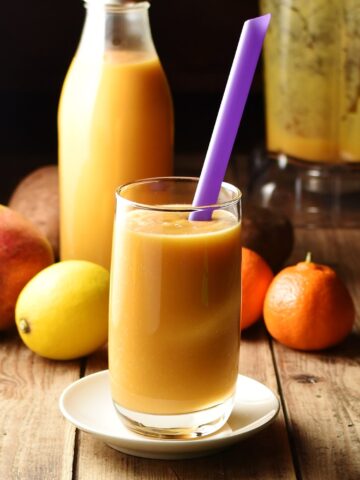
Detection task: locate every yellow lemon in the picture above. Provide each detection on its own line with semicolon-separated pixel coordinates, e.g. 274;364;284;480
15;260;109;360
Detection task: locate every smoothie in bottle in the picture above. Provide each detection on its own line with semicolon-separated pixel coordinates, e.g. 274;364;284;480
58;1;173;268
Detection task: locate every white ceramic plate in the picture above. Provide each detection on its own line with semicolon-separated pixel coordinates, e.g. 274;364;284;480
59;370;280;459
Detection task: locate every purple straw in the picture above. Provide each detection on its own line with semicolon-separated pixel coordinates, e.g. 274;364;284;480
191;14;271;220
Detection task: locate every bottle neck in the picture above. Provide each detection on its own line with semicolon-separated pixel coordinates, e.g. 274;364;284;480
77;1;156;59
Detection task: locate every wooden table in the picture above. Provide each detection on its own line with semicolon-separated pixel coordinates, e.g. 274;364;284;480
1;157;359;479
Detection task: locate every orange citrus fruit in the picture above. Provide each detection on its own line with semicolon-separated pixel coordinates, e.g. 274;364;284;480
263;254;355;350
241;247;274;331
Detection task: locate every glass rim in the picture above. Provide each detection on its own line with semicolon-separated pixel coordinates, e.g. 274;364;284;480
84;1;150;11
115;176;242;213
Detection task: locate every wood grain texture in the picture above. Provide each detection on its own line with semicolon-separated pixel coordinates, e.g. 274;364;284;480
224;324;296;480
273;228;360;480
0;332;80;480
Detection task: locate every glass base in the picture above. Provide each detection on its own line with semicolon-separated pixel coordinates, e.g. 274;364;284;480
248;152;360;228
113;395;235;439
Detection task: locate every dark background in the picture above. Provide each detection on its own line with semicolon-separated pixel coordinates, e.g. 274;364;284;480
0;1;264;202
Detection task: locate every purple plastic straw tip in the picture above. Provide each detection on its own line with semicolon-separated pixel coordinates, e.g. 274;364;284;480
190;14;271;221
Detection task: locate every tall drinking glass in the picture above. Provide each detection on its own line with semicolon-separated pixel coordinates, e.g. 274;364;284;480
109;177;241;438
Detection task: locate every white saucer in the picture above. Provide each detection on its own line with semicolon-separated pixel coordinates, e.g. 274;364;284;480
59;370;280;460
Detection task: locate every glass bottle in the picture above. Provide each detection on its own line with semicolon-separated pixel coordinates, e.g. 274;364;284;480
58;0;174;269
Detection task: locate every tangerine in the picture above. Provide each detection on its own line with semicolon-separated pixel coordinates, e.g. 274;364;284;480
263;254;355;350
241;247;274;331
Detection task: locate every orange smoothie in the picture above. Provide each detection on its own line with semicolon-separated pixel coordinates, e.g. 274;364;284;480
58;51;173;268
261;0;360;163
109;209;241;415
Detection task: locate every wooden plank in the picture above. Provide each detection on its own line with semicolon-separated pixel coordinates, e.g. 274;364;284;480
219;324;296;480
0;332;80;480
272;228;360;480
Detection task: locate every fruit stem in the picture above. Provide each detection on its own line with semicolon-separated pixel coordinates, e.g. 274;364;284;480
305;251;312;263
19;318;31;334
